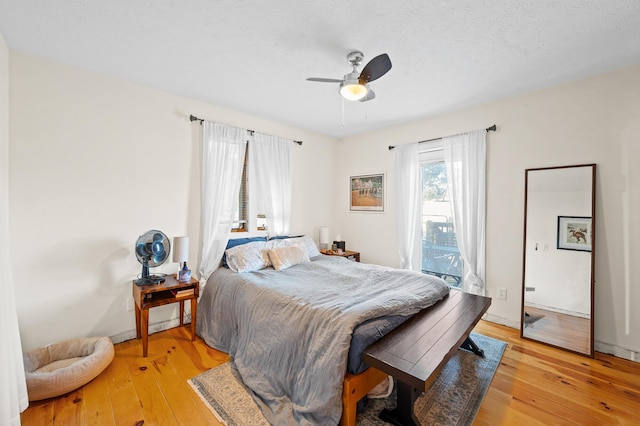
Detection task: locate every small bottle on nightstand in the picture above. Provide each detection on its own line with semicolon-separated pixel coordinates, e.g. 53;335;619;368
178;262;191;282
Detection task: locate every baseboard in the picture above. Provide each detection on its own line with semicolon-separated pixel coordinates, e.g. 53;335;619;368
110;314;192;345
595;341;640;364
482;313;520;329
524;302;589;319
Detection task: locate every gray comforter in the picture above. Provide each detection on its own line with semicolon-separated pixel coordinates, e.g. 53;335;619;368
197;255;449;425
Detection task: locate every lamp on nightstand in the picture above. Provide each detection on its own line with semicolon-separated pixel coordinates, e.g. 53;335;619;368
319;226;330;250
173;236;191;282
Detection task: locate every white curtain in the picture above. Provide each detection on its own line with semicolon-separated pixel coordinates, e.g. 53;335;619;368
394;142;421;270
251;133;292;236
443;129;487;295
1;171;28;424
198;121;247;282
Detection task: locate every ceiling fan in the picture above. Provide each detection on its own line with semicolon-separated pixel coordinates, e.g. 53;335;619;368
307;51;392;102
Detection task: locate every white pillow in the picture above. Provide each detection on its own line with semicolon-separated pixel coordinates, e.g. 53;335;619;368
225;241;270;273
301;235;322;258
267;243;310;271
277;236;321;258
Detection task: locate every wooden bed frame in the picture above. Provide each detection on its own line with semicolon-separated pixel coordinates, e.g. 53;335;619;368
340;289;491;426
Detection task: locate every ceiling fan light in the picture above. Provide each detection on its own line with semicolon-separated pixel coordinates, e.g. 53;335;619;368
340;82;368;101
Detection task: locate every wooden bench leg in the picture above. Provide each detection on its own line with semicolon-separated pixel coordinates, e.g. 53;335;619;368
460;335;484;356
379;381;420;426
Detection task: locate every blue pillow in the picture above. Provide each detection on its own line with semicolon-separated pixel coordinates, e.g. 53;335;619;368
221;237;268;268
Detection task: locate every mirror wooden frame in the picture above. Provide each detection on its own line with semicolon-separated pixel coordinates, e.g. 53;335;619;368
520;164;596;357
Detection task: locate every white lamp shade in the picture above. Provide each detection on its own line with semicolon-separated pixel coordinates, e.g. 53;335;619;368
319;226;330;249
172;236;189;263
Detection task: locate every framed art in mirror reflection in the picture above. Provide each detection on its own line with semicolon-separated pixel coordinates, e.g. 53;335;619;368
557;216;592;252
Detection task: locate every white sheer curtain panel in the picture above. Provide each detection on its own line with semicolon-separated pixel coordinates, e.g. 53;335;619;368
394;142;421;270
1;182;29;424
251;133;292;236
198;121;247;282
443;129;487;295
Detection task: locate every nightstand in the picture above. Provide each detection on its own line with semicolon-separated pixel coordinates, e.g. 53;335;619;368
132;275;199;357
321;249;360;262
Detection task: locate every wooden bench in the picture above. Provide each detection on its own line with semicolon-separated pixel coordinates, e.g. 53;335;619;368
343;289;491;426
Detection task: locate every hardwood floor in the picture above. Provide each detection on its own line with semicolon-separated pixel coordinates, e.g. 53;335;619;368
473;321;639;426
21;321;640;425
21;327;229;426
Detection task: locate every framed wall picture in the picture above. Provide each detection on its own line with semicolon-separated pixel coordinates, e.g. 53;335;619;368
557;216;592;251
350;173;385;212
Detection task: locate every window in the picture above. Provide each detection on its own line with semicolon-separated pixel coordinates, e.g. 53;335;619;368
231;149;248;232
231;144;268;233
420;143;462;287
256;214;267;231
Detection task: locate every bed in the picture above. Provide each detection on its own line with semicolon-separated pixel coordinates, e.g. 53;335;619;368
196;236;451;425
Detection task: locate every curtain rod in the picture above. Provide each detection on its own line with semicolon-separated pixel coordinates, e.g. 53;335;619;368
387;124;497;150
190;115;303;146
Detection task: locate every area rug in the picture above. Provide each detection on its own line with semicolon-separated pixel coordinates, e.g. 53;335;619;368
188;332;506;426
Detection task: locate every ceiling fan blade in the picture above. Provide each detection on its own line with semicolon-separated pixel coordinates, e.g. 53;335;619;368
306;77;343;83
359;88;376;102
358;53;392;84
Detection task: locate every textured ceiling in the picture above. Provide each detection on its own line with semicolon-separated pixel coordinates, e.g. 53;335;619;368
1;1;640;138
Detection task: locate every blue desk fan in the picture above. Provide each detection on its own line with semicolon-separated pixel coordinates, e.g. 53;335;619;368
134;230;171;285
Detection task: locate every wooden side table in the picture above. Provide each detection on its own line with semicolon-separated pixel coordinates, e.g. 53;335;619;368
132;275;199;357
321;249;360;262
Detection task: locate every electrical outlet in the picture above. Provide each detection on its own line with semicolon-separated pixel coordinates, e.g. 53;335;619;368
497;287;507;300
126;298;134;312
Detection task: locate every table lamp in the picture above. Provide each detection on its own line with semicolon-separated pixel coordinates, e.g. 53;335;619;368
173;236;191;282
319;226;330;250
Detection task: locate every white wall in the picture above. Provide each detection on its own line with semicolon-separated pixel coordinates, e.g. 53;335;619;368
9;52;339;351
338;65;640;358
0;35;7;186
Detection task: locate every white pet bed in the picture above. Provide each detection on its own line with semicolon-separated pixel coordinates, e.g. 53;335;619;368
23;336;114;401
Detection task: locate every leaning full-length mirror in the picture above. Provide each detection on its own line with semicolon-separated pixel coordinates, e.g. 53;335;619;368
521;164;596;357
